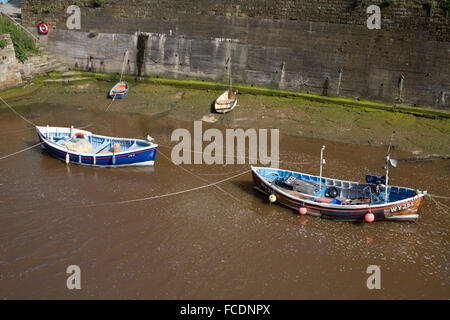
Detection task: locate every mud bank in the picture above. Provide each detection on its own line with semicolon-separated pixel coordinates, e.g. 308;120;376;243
0;76;449;300
1;76;449;157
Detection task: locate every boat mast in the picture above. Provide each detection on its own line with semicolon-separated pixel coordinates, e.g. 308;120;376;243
319;145;325;197
385;154;390;203
119;49;128;83
384;131;396;203
228;58;232;93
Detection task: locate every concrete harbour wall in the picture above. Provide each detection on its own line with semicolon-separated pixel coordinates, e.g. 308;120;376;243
0;34;22;90
21;0;450;108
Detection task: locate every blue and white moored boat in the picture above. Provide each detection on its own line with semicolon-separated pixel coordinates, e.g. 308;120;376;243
36;126;158;167
109;82;128;99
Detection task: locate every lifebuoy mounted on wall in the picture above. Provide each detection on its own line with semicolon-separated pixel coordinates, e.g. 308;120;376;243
38;23;50;35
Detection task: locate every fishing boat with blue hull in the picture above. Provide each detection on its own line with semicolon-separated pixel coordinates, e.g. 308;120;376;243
253;139;427;222
36;126;158;167
109;82;128;99
251;166;426;222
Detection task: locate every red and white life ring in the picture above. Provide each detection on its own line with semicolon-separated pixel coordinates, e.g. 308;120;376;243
38;23;49;35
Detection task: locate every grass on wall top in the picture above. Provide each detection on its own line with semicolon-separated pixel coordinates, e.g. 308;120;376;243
0;15;39;63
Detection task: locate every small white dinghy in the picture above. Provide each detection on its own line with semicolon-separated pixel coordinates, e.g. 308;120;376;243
214;90;237;114
214;57;238;114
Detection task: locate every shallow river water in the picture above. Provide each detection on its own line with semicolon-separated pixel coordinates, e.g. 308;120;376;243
0;103;448;299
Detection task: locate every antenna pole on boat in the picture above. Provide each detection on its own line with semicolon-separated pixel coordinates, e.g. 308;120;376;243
119;49;128;83
319;145;326;196
384;131;396;203
228;58;232;93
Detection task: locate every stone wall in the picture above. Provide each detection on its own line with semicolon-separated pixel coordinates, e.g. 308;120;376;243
0;34;22;90
21;0;450;108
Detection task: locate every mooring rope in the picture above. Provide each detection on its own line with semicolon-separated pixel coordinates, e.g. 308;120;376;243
0;96;37;127
196;169;253;176
157;144;312;166
428;193;450;200
0;50;129;131
158;149;241;203
0;142;43;160
71;169;249;209
105;94;117;112
0;67;111;162
427;195;450;214
105;49;127;112
0;121;93;161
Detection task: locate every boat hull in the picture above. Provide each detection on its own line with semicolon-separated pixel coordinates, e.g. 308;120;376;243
214;90;237;114
109;92;127;99
109;82;128;99
251;167;425;222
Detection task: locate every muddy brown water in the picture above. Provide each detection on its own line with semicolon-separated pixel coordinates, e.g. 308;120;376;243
0;103;448;299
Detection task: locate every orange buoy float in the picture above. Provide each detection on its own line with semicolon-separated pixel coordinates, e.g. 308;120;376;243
299;206;307;215
38;23;49;35
365;213;375;223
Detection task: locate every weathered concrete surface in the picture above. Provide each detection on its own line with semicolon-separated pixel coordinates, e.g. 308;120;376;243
0;34;22;89
18;49;67;80
21;0;450;108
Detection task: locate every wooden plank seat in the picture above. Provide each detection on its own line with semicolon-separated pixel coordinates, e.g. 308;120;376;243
92;140;111;154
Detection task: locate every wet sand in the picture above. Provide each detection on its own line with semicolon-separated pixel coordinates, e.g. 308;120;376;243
0;84;449;299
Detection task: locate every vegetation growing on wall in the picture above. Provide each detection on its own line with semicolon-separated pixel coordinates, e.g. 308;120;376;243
0;39;7;50
439;0;450;15
92;0;105;8
0;16;38;63
422;0;437;17
380;0;397;9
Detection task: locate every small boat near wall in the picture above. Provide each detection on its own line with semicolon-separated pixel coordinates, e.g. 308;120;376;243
214;57;237;114
109;82;128;99
214;90;238;114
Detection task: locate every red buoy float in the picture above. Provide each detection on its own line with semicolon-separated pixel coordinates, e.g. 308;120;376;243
365;213;375;223
299;206;307;215
38;23;49;35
